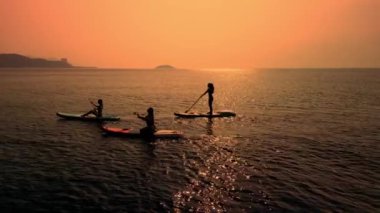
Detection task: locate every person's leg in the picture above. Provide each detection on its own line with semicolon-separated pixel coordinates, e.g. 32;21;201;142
140;127;155;141
208;97;213;115
81;110;91;117
140;127;148;135
90;110;98;116
82;109;96;117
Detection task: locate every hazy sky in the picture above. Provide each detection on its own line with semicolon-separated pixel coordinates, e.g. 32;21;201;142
1;0;379;68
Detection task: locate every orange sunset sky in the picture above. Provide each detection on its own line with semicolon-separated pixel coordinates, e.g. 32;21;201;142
1;0;379;69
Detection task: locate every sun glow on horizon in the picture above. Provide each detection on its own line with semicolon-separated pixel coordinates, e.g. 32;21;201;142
1;0;379;69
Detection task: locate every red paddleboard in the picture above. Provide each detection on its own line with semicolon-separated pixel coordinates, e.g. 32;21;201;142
101;125;184;139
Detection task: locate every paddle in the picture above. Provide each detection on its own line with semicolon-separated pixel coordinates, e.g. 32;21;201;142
134;112;144;120
87;98;96;108
185;95;203;113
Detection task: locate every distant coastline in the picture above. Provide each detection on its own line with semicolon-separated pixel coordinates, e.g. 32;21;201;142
0;53;74;68
155;65;176;70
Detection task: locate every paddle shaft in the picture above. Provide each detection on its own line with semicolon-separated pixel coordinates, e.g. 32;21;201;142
185;96;203;112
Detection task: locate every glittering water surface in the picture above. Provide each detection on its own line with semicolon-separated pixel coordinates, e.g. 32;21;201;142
0;68;379;212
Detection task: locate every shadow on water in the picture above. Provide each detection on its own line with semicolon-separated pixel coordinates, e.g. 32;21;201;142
206;118;213;136
141;139;157;159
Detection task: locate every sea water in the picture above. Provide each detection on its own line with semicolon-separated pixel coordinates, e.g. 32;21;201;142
0;68;378;212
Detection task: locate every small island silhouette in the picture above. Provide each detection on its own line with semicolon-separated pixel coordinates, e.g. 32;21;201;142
0;54;73;68
155;65;176;70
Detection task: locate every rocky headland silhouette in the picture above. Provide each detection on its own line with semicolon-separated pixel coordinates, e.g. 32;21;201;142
0;54;73;68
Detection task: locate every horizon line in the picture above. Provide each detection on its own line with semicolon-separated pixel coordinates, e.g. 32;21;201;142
82;66;380;70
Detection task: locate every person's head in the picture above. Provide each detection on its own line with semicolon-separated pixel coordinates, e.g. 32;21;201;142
208;83;214;89
98;99;103;105
147;107;154;115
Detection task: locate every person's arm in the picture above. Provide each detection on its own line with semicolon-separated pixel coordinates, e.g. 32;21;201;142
90;101;97;107
200;89;208;98
136;113;146;121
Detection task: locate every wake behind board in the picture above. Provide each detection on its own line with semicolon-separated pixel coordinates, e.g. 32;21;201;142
56;112;120;121
174;110;236;118
101;126;184;139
